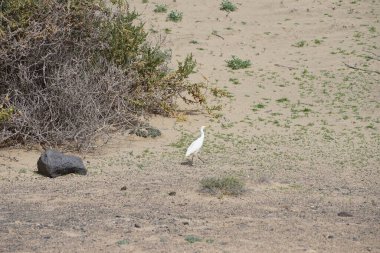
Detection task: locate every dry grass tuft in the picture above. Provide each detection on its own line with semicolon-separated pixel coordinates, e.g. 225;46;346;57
200;176;245;196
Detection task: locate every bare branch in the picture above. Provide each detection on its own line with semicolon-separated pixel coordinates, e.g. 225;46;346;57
342;62;380;75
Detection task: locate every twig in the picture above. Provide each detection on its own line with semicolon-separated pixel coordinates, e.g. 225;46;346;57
211;31;225;40
342;62;380;75
274;63;297;70
363;50;380;59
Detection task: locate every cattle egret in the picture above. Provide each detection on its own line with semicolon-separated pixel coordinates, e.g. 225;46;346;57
185;126;206;164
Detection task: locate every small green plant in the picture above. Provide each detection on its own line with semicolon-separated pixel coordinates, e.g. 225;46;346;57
353;31;362;38
229;77;240;84
366;123;375;129
220;0;237;12
167;10;183;22
252;103;265;111
369;26;376;33
116;239;129;245
185;235;202;243
292;40;307;47
314;39;323;45
0;107;15;123
142;0;148;3
226;56;251;70
189;40;198;44
276;98;289;103
301;108;312;113
154;4;167;13
200;176;245;196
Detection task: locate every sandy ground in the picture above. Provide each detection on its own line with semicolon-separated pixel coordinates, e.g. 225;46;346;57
1;0;380;252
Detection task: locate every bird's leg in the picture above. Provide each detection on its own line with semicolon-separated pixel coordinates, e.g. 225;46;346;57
197;154;205;163
190;155;194;165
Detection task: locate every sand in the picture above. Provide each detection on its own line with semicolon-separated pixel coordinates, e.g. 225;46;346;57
1;0;379;252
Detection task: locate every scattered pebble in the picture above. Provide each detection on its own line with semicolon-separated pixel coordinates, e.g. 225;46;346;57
120;186;127;191
337;211;353;217
168;191;176;196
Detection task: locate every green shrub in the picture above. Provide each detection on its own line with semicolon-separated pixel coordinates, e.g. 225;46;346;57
292;40;308;47
154;4;168;13
0;0;219;149
226;56;251;70
167;10;183;22
185;235;202;243
220;0;237;12
0;107;14;123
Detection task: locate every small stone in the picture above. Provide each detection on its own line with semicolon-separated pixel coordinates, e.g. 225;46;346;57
168;191;176;196
134;224;141;228
120;186;127;191
183;221;189;225
337;211;353;217
327;235;334;239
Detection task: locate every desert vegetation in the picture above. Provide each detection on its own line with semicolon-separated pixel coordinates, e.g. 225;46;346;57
200;176;245;196
0;0;220;149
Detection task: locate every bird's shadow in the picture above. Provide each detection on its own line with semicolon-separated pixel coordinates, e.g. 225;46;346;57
180;160;193;166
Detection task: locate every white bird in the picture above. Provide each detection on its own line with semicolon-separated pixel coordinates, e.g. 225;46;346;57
185;126;206;165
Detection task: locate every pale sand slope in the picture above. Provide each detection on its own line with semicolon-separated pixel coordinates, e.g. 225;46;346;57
0;0;379;252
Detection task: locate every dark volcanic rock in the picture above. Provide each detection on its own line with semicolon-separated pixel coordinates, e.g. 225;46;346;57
37;149;87;178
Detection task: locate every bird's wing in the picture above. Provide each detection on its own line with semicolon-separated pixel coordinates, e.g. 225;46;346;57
185;138;202;157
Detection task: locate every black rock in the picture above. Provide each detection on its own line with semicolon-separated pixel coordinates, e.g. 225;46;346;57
37;149;87;178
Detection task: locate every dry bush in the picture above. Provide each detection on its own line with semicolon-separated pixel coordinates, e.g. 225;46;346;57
0;0;218;149
200;176;245;196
